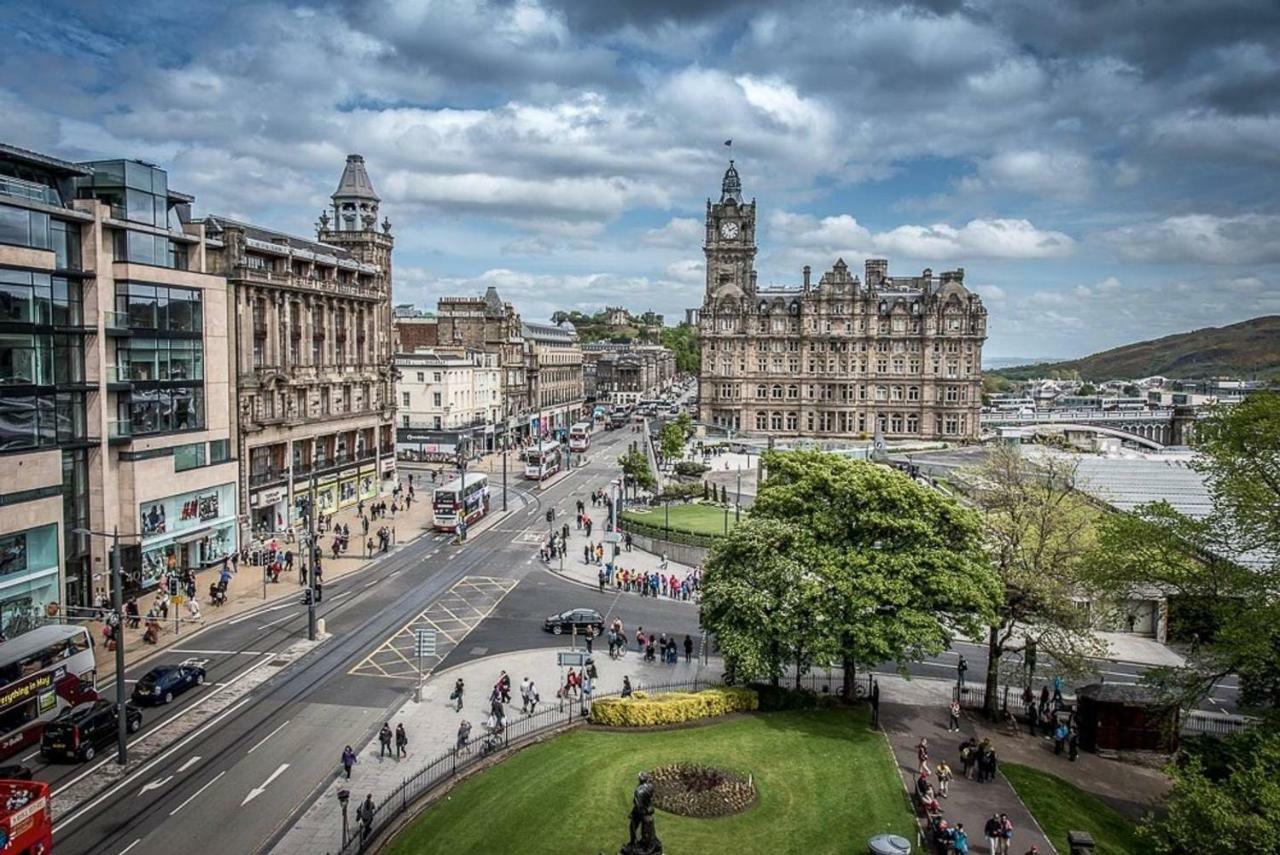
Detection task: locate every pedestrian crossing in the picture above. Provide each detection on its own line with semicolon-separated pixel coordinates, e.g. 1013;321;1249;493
348;575;518;679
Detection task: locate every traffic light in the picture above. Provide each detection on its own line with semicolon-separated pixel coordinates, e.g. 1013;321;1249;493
167;576;179;597
546;509;555;523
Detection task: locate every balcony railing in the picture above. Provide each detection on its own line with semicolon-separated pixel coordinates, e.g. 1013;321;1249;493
0;176;62;206
102;311;132;334
107;419;132;440
249;467;288;488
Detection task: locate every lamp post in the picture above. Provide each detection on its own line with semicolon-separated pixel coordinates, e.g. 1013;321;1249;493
306;447;319;642
73;526;131;765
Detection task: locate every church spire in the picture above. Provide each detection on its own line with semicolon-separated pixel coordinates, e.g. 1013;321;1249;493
720;159;742;204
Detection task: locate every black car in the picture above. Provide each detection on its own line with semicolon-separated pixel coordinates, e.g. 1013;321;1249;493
543;608;605;636
41;700;143;762
132;664;207;705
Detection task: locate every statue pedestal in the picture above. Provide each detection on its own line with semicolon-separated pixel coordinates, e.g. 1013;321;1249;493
619;843;663;855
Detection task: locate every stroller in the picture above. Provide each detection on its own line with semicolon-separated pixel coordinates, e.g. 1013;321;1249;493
209;581;228;606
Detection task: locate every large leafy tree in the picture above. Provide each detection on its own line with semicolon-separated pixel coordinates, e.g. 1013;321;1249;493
965;446;1101;718
701;450;1001;697
618;448;655;496
659;323;700;374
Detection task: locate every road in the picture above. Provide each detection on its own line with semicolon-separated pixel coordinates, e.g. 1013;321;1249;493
45;424;1235;854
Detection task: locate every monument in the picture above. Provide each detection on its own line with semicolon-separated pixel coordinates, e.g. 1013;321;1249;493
620;772;663;855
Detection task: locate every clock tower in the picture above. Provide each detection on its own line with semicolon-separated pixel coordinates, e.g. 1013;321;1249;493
703;160;757;304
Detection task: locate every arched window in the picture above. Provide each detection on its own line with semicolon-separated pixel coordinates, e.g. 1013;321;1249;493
770;411;783;430
771;385;783;399
786;384;799;399
755;411;767;430
756;384;767;399
785;412;798;431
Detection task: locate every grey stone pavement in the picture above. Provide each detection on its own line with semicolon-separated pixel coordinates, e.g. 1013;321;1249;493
271;644;711;855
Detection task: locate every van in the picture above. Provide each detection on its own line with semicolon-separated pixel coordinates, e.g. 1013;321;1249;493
40;700;142;762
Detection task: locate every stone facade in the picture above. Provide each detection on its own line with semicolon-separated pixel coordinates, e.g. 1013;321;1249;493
522;321;585;438
206;154;396;541
588;344;676;406
697;161;987;441
393;348;501;459
435;287;528;435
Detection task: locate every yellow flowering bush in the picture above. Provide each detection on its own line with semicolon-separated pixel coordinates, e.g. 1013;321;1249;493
590;687;758;727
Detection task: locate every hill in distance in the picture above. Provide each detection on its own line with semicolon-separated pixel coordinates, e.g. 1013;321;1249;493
993;316;1280;381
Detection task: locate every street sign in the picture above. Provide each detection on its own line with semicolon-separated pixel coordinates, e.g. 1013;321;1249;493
414;628;437;657
557;652;587;667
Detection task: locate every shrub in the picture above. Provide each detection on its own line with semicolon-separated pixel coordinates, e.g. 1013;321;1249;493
590;687;758;727
674;461;710;478
659;483;703;502
749;683;841;712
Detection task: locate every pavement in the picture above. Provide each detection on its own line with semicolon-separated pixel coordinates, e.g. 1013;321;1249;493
273;645;712;855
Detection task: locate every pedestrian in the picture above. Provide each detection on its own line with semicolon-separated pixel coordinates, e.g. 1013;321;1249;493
395;723;408;760
959;739;975;779
1053;721;1068;755
456;719;472;753
936;760;953;798
341;745;357;778
916;738;930;776
684;634;694;663
1068;727;1079;762
948;698;961;732
870;679;880;729
636;627;645;653
985;813;1003;855
520;676;533;713
499;671;511;704
621;675;632;698
999;813;1014;855
957;655;968;689
379;722;393;758
451;678;464;712
528;680;539;714
952;823;969;855
359;793;376;840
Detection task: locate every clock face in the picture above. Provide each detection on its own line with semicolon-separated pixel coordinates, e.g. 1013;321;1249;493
720;221;739;240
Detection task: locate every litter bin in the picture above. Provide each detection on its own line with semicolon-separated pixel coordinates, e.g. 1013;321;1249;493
1068;830;1096;855
868;833;912;855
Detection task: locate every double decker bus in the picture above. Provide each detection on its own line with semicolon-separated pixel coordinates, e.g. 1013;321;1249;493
0;779;51;855
0;624;97;760
432;473;490;532
568;422;591;453
523;441;563;480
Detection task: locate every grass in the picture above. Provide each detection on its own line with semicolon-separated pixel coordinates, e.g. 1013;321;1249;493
1003;763;1146;855
622;502;745;537
386;709;912;855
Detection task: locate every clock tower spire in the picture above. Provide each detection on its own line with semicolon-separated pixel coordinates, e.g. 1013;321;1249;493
703;160;757;303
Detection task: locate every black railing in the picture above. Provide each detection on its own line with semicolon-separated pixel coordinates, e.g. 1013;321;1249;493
337;678;716;854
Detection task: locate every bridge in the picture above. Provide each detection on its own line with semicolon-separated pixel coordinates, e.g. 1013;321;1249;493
979;408;1186;449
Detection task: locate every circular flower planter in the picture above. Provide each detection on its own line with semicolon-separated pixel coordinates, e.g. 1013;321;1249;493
648;763;757;817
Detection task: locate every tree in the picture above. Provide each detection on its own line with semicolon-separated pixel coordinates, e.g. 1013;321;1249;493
702;451;1001;698
659;323;700;374
659;421;685;462
1076;382;1098;396
965;446;1102;718
618;449;655;496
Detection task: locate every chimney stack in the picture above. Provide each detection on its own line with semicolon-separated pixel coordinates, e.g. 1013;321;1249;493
803;265;811;290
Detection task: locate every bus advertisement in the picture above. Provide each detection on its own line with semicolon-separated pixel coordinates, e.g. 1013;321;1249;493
0;625;97;761
568;422;591;453
0;779;51;855
432;473;490;532
523;441;563;480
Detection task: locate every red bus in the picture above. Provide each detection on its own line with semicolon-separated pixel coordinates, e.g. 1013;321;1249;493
0;625;97;761
0;779;52;854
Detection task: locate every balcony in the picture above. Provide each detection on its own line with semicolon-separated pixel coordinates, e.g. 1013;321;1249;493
0;175;61;206
249;466;288;488
231;265;382;301
102;311;133;336
105;365;130;389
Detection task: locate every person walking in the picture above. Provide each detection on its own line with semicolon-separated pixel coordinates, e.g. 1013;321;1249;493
936;760;953;798
948;698;961;732
359;793;376;841
341;745;357;778
520;677;533;714
527;680;540;714
957;655;968;689
456;719;472;753
870;679;880;729
395;723;408;760
984;813;1003;855
379;723;393;758
952;823;969;855
451;678;464;712
1054;721;1068;755
998;813;1014;855
916;738;930;776
621;675;632;698
1068;726;1080;762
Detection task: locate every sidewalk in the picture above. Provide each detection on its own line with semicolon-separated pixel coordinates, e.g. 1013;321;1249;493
271;644;711;855
548;499;699;604
89;481;438;679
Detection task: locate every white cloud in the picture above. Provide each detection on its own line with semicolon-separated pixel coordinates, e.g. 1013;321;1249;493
970;149;1096;200
644;218;703;247
1105;214;1280;264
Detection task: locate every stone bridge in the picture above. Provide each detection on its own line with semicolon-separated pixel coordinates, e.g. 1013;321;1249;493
979;408;1195;449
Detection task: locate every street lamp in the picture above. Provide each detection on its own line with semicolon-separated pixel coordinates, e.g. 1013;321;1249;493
73;526;133;765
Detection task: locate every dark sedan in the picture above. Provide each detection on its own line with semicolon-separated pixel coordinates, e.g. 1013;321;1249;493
543;608;605;636
131;664;206;705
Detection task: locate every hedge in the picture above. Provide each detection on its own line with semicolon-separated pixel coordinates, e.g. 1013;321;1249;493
618;518;722;548
590;687;758;727
749;684;842;712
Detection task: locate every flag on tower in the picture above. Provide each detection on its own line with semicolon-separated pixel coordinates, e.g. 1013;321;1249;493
724;139;732;147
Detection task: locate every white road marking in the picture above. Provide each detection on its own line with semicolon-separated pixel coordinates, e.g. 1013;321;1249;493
118;840;142;855
241;762;289;806
138;775;172;795
365;580;378;588
178;755;202;772
169;770;226;816
247;719;291;754
258;612;298;629
228;601;296;624
170;649;249;656
329;591;353;601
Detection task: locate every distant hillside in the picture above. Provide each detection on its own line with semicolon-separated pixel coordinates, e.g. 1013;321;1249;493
993;316;1280;381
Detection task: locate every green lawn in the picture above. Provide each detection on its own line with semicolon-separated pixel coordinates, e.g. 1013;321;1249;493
622;502;744;537
1003;763;1146;855
387;709;912;855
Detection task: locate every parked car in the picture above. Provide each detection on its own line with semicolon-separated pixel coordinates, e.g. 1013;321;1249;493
131;664;207;705
543;608;605;636
41;700;142;762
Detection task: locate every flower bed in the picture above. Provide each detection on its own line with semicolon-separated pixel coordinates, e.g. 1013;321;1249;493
650;763;757;817
590;687;758;727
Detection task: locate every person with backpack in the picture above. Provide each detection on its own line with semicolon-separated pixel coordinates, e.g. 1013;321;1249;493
395;723;408;760
952;823;969;854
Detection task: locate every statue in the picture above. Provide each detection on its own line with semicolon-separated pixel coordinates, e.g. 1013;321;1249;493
381;215;392;234
620;772;662;855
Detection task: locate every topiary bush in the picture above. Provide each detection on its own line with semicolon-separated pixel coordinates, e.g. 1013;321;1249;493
674;461;710;478
590;687;758;727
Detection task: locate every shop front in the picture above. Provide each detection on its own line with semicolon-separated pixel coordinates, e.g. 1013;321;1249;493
395;427;459;464
0;526;60;639
137;483;237;589
250;486;289;537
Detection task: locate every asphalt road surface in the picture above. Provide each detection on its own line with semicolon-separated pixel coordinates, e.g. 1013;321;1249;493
48;426;1238;855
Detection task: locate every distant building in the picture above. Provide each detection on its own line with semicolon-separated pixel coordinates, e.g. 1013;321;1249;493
435;287;528;441
604;306;629;327
393;348;501;461
523;321;585;438
394;315;437;352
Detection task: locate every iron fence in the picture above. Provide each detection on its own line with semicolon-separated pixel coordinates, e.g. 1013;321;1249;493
336;678;717;853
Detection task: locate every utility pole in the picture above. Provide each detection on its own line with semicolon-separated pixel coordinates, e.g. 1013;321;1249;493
501;449;508;512
736;468;742;522
307;449;317;642
110;527;126;765
456;437;468;542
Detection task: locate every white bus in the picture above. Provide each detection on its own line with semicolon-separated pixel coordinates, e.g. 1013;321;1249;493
0;624;97;760
523;441;563;480
432;473;490;531
568;422;591;453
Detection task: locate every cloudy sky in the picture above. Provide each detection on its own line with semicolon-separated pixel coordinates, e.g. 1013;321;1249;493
4;0;1279;359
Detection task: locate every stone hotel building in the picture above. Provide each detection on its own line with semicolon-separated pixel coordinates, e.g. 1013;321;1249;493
0;145;237;621
697;162;987;441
